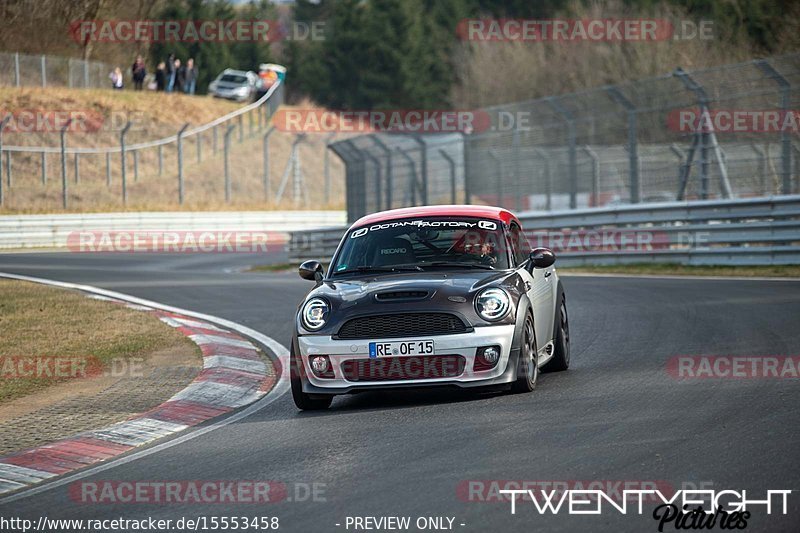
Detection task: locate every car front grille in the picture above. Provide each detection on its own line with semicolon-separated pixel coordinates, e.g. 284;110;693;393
341;355;466;382
336;313;468;339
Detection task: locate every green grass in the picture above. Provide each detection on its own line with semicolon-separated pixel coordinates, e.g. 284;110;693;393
247;263;297;273
0;280;199;403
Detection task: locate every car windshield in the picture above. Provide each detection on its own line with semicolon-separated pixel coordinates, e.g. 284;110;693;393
331;217;510;275
219;74;248;84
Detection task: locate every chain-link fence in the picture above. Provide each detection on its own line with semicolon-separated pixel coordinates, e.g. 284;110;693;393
0;52;114;89
332;53;800;222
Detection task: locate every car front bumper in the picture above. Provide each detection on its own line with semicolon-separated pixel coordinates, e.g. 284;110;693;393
296;324;519;394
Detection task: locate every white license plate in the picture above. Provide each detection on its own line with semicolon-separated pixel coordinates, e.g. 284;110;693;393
369;340;435;358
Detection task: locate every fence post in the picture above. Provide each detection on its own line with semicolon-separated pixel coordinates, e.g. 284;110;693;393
249;110;254;137
582;146;600;207
755;59;792;195
395;147;417;206
751;144;768;196
83;61;89;88
42;152;47;185
439;149;457;204
324;135;331;205
370;136;391;208
60;119;73;209
0;116;10;206
120;121;132;205
14;53;20;87
196;132;202;163
238;115;244;143
262;126;275;202
674;68;732;200
364;150;382;212
606;86;640;204
68;58;73;88
462;133;470;204
133;150;139;181
512;128;523;211
73;153;79;183
669;144;686;197
4;152;11;188
547;96;578;209
177;123;190;205
488;149;504;207
224;125;236;202
532;148;552;211
41;55;46;88
411;136;428;204
105;152;111;187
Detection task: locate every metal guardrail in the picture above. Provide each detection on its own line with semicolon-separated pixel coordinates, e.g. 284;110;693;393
287;196;800;266
0;210;346;249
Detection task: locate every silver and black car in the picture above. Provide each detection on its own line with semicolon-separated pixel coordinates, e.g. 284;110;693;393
291;205;570;410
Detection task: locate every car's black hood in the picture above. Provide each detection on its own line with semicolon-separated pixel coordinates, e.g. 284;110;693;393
297;269;526;335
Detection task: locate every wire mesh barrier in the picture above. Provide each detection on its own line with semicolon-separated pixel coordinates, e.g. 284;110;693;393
0;52;114;89
331;53;800;223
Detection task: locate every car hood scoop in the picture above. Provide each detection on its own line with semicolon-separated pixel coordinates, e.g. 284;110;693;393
374;290;430;302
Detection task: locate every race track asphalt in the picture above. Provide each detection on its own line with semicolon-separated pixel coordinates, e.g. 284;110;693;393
0;251;798;533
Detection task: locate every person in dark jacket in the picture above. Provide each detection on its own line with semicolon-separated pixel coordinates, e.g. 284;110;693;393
173;58;184;93
154;62;166;91
183;58;197;95
131;55;146;91
166;53;176;92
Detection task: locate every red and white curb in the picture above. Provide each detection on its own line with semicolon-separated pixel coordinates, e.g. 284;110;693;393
0;273;290;498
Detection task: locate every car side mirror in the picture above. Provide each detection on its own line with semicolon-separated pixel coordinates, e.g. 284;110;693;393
529;248;556;269
299;260;324;281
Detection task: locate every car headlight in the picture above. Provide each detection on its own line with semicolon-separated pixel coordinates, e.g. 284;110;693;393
235;86;249;94
301;298;329;330
475;288;510;321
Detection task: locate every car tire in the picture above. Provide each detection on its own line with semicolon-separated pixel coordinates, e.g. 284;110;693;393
511;311;538;393
542;286;570;372
290;346;333;410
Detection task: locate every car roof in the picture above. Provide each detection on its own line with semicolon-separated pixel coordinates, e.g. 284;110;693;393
351;205;520;228
219;70;252;78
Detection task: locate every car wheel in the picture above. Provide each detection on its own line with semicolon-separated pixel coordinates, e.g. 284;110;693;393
512;312;538;393
543;289;570;372
290;346;333;410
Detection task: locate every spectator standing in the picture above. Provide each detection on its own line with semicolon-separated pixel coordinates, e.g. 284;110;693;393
166;53;176;92
173;59;185;93
131;55;146;91
155;62;166;91
109;67;123;90
183;58;197;95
